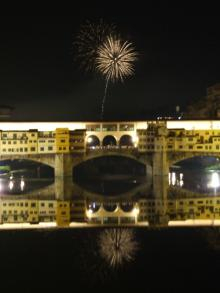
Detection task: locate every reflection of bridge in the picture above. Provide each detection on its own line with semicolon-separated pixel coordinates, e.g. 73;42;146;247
1;120;220;178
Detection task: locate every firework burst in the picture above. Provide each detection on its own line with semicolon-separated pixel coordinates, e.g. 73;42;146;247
98;228;139;268
73;20;116;72
96;35;138;119
96;35;138;82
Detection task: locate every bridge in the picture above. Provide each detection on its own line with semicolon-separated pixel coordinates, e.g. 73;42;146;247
0;120;220;178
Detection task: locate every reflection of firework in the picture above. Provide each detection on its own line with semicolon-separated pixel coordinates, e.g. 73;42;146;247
73;20;116;72
96;35;138;82
98;228;138;268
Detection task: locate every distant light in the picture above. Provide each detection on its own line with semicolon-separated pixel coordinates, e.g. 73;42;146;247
208;172;220;188
132;206;140;217
132;135;139;147
9;180;14;190
87;137;93;144
171;172;176;186
86;208;93;218
20;179;25;191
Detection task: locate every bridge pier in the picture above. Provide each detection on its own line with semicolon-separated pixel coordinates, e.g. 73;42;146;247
54;154;74;177
153;152;169;176
54;176;75;200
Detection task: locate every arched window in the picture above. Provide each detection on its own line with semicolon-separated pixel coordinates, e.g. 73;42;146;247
102;135;117;147
86;135;100;149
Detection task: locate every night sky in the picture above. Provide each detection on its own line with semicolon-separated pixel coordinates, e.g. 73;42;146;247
1;9;220;121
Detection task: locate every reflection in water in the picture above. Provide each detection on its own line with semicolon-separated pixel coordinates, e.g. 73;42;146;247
98;229;138;268
20;177;25;191
0;176;54;195
169;172;184;187
203;228;220;251
207;172;220;189
169;170;220;194
3;167;220;228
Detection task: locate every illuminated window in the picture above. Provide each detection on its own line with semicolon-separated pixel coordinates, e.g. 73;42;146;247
102;124;117;131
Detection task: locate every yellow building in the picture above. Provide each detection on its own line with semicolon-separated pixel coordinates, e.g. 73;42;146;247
56;201;70;227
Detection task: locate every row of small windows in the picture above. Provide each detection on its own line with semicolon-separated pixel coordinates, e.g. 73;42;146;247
2;202;61;208
86;124;134;132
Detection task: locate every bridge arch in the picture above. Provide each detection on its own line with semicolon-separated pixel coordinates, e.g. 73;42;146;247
168;152;220;168
119;135;134;147
0;155;55;169
119;202;134;212
102;135;117;147
73;152;149;170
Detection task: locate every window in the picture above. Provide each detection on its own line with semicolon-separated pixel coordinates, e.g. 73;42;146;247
48;146;53;151
40;147;44;151
102;124;117;131
86;124;101;131
119;124;134;131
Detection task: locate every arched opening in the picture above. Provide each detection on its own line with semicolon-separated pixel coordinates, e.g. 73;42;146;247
87;202;101;213
0;159;54;195
169;156;220;195
102;135;117;148
73;155;147;196
119;135;134;147
86;135;100;149
119;202;134;212
103;203;117;212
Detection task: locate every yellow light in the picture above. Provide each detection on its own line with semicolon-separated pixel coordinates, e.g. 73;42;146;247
132;206;140;217
87;137;93;144
86;208;93;218
9;180;14;190
132;135;139;144
207;172;220;188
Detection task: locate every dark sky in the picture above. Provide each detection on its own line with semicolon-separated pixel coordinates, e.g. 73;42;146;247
1;9;220;121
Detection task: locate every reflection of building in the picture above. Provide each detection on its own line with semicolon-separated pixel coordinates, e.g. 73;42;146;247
138;196;220;225
1;196;220;228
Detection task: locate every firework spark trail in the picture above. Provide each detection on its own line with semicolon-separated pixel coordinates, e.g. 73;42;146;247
96;35;138;119
101;76;110;120
98;228;138;268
